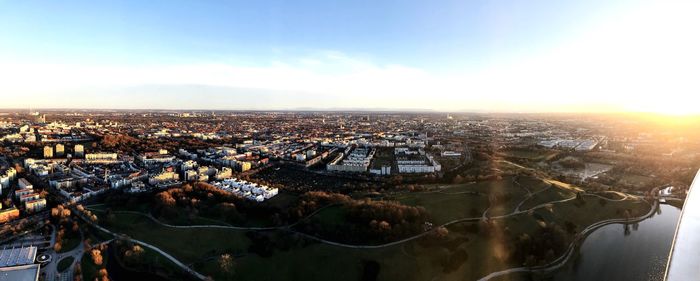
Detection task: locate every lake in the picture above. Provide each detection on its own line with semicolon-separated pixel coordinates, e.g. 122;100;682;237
551;203;680;281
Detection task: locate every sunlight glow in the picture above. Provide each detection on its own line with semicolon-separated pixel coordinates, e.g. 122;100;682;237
0;1;698;112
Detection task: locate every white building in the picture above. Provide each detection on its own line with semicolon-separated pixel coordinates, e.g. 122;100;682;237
212;178;279;202
85;153;118;163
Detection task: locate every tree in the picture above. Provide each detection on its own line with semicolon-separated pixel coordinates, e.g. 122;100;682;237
218;254;235;275
98;268;109;281
433;226;449;239
91;249;103;266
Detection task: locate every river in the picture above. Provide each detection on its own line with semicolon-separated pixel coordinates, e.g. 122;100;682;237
550;203;681;281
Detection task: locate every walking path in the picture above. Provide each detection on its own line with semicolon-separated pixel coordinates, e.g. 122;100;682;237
81;163;657;280
88;190;642;250
477;199;660;281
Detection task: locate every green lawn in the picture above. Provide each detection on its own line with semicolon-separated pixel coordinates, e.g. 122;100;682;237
394;177;544;222
57;257;74;272
94;181;653;281
57;232;81;253
519;187;575;211
517;177;551;193
115;244;189;280
617;173;654;186
81;248;109;281
500;149;559;161
310;205;348;228
97;213;251;264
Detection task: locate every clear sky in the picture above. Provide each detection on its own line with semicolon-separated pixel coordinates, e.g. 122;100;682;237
1;0;699;113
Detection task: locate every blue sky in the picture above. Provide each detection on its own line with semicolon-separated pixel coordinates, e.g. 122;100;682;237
1;0;699;113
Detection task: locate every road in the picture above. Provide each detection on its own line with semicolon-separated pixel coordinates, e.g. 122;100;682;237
43;228;84;281
72;206;207;281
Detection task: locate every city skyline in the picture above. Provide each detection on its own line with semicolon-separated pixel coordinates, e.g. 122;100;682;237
1;0;699;114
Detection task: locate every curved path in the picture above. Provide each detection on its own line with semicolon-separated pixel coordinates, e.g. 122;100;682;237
73;208;208;281
89;191;644;250
477;199;659;281
83;170;654;280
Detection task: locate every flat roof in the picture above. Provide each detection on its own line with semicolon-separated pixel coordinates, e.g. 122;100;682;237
0;246;37;267
0;264;40;281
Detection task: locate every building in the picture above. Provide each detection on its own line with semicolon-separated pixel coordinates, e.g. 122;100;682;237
181;160;198;171
395;148;442;174
215;167;233;180
24;199;46;213
0;168;17;191
0;208;20;223
238;161;252;172
49;176;88;189
149;171;179;185
0;246;40;281
43;146;53;159
55;144;65;157
85;153;118;163
0;246;37;267
212;178;279;202
184;170;198;181
18;178;32;190
138;152;176;166
327;147;375;172
74;144;84;158
19;194;40;203
441;151;462;157
0;264;40;281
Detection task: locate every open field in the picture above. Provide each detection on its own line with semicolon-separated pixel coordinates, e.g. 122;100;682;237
82;248;109;281
93;175;653;281
57;232;81;253
519;187;575;210
97;213;251;264
500;149;559;161
396;191;487;224
617;173;655;187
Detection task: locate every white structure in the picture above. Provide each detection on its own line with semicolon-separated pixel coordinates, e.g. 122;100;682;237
85;152;118;163
148;171;179;185
441;151;462;157
395;148;442;174
74;144;84;158
181;160;198;171
327;147;375;172
25;198;46;212
0;168;17;191
212;178;279;202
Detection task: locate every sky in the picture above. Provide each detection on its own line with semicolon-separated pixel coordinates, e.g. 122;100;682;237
0;0;699;113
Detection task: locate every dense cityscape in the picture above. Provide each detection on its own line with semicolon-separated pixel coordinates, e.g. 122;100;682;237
3;1;700;280
0;110;696;280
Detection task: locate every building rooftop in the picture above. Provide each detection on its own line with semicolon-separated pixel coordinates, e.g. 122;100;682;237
0;246;37;267
0;264;40;281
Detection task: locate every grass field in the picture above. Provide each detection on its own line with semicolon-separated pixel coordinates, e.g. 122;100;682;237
57;257;74;272
500;149;559;161
395;191;488;223
57;232;81;253
519;187;575;210
81;248;109;281
393;176;557;222
97;213;251;264
94;177;653;281
617;173;654;186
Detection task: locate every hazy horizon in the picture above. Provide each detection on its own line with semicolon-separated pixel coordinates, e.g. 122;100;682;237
2;0;699;114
